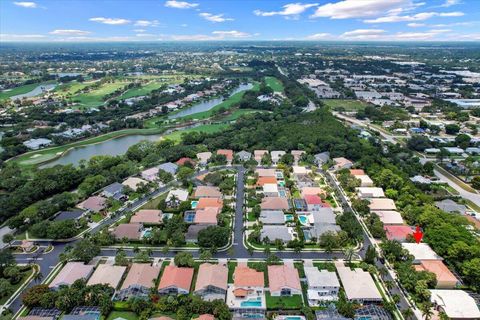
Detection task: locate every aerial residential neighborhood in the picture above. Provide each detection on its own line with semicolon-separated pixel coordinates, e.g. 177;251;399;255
1;1;480;320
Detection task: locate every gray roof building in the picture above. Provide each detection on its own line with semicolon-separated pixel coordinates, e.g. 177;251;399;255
259;210;285;225
102;182;125;200
312;208;337;225
260;225;293;242
310;223;341;239
185;225;209;243
158;162;179;175
54;209;85;221
314;152;330;165
435;199;467;215
236;150;252;162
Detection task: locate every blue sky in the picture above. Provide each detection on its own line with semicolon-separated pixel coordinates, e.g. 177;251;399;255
1;0;479;42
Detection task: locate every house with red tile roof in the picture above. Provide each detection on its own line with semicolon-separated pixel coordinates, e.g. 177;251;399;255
176;157;196;167
260;197;289;211
195;186;222;198
256;176;278;187
158;265;194;295
300;187;326;198
196;198;223;210
112;223;142;240
268;265;302;296
414;260;459;289
217;149;233;163
194;207;220;225
254;150;269;163
77;196;107;213
227;266;266;317
49;262;94;289
384;225;412;242
130;210;163;225
194;263;228;301
332;157;353;170
304;194;323;211
350;169;365;176
117;263;160;300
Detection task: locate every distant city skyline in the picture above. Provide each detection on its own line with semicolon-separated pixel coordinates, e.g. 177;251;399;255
1;0;479;42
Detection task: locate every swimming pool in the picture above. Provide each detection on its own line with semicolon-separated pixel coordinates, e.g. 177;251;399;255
184;211;196;223
284;214;294;222
191;200;198;209
278;190;287;197
283;317;303;320
240;297;262;307
298;215;310;225
142;228;152;238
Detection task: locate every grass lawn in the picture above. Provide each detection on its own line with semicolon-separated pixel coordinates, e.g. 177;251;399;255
162;123;229;142
140;192;168;210
265;76;284;93
119;82;165;100
312;262;336;272
0;266;35;304
106;311;138;320
247;211;257;222
91;213;104;223
0;81;56;100
220;109;265;121
72;81;130;108
322;99;370;111
228;261;237;283
54;81;92;97
294;262;305;278
265;292;303;309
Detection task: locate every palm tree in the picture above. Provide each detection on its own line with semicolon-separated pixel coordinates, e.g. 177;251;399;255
33;271;44;283
343;245;355;263
402;308;414;320
420;303;434;320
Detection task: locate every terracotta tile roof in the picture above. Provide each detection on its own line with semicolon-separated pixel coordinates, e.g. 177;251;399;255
256;176;278;187
384;225;412;241
194;207;220;224
121;263;160;290
350;169;365;176
268;265;301;293
255;168;276;177
130;210;163;224
195;263;228;292
78;196;107;212
216;149;233;161
112;223;142;240
261;197;289;210
194;186;222;198
304;194;322;205
300;187;326;198
196;198;223;210
49;262;94;288
193;315;214;320
158;265;194;292
176;157;196;166
234;266;264;287
414;260;458;287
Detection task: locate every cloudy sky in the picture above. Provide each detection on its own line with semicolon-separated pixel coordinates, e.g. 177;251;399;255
1;0;479;42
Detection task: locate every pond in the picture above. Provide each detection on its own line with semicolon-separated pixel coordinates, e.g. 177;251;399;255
40;133;165;168
10;83;57;100
168;83;252;119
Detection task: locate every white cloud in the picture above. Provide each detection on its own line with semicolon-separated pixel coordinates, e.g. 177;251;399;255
180;24;188;27
199;13;233;23
134;29;147;32
13;1;37;8
341;29;386;39
392;29;450;40
212;30;251;38
1;33;46;41
165;1;198;9
364;11;464;23
134;20;160;27
170;30;252;41
136;33;155;37
440;0;462;7
407;23;426;27
254;3;318;17
49;29;91;36
306;33;333;40
89;17;131;25
311;0;410;19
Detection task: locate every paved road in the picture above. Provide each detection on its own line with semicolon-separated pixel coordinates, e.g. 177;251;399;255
434;168;480;203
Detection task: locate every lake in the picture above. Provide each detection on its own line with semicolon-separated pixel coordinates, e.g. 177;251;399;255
10;83;57;100
40;133;165;168
168;83;252;119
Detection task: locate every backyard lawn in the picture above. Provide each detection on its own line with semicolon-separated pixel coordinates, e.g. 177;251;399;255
265;292;304;309
321;99;370;111
265;76;284;93
106;311;138;320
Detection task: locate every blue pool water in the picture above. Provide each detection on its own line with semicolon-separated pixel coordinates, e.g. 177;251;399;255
184;211;196;223
284;214;294;222
240;297;262;307
298;215;309;225
278;190;287;197
191;201;198;209
284;317;303;320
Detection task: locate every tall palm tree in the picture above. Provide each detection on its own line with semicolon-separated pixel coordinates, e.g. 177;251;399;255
343;245;355;263
402;308;414;320
421;303;434;320
33;271;44;283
